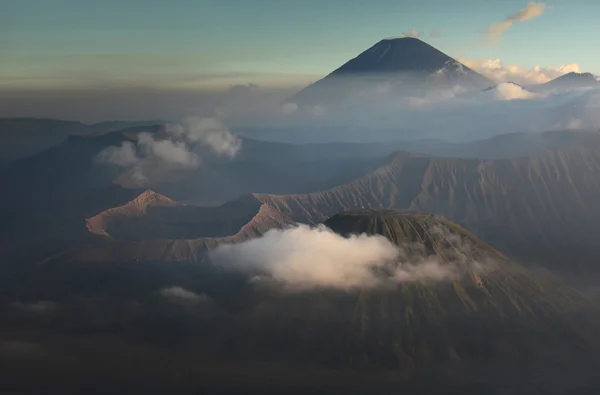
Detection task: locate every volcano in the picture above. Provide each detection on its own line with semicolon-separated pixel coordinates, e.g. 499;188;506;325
531;71;600;92
214;210;598;375
288;37;493;106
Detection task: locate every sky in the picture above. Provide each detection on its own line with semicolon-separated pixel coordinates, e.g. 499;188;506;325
1;0;599;121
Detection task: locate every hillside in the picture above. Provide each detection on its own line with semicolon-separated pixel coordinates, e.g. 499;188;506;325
3;211;599;394
0;118;162;167
3;128;600;271
0;118;88;167
254;141;600;275
33;131;600;274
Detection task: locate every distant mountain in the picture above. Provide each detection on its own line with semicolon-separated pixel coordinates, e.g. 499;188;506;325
482;81;526;92
288;37;493;106
0;118;88;167
3;127;599;267
32;130;600;275
530;72;600;92
0;118;163;167
252;137;600;277
88;120;162;132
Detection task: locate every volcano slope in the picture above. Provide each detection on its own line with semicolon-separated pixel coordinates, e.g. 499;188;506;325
254;139;600;277
46;190;295;264
2;210;598;394
222;210;597;368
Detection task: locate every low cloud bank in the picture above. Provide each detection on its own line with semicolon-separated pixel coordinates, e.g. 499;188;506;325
159;286;212;304
487;82;538;101
460;58;582;85
90;74;600;148
210;225;483;291
95;117;241;186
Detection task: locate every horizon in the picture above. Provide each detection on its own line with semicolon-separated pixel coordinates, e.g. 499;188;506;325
2;0;600;121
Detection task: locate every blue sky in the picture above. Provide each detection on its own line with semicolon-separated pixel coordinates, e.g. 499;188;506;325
1;0;599;90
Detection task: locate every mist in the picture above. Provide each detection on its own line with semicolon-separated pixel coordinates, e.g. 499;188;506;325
267;77;600;143
95;116;241;186
204;75;600;144
158;286;212;304
4;72;599;146
210;224;485;290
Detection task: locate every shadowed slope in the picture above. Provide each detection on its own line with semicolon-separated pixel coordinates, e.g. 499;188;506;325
254;139;600;274
222;210;598;374
325;209;500;258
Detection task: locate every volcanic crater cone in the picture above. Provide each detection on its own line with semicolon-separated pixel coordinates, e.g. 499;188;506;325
236;210;597;372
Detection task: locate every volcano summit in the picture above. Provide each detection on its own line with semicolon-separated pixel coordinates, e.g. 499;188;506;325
288;37;493;106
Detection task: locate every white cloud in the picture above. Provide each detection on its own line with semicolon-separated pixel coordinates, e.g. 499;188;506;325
393;259;456;282
138;133;199;168
406;85;467;108
488;82;538;100
267;76;600;142
159;286;212;304
95;117;241;186
281;102;299;115
168;117;241;158
488;2;547;44
210;224;478;291
95;141;139;167
399;28;421;39
460;58;582;85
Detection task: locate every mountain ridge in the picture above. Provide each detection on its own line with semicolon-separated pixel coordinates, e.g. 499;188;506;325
249;140;600;274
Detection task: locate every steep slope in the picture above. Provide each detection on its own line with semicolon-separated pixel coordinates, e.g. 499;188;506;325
86;190;179;238
66;131;600;272
0;126;161;243
325;210;500;258
0;118;163;168
289;37;493;106
216;210;598;376
254;139;600;275
62;192;295;263
4;127;598;268
3;211;599;394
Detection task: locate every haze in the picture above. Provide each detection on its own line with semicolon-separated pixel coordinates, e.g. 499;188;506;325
3;1;600;394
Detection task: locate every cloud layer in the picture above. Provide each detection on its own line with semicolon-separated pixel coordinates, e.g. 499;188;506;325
460;58;582;85
488;82;538;100
271;75;600;143
159;286;212;304
488;2;547;44
210;225;479;291
399;28;421;38
95;117;241;186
